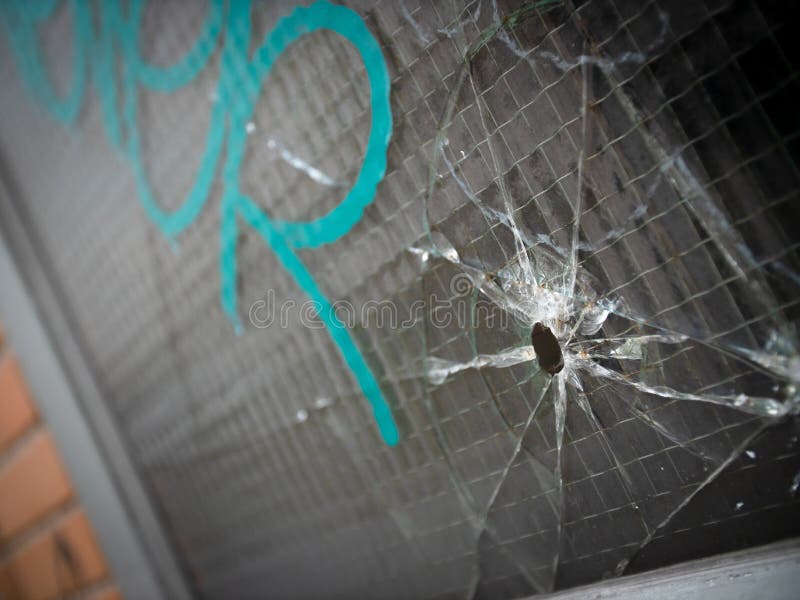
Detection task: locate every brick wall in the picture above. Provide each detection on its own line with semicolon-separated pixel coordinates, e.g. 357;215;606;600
0;325;123;600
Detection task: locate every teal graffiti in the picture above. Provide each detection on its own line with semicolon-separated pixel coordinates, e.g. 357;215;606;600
1;0;400;446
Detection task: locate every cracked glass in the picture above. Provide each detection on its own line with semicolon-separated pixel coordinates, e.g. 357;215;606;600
0;0;798;598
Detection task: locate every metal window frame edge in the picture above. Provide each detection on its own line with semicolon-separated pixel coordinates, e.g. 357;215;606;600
0;182;192;600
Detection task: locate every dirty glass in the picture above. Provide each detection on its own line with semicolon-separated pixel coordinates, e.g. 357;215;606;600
0;0;798;598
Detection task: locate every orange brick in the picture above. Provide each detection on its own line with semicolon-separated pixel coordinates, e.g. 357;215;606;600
87;586;124;600
0;562;21;600
0;354;39;451
4;509;109;600
0;432;73;540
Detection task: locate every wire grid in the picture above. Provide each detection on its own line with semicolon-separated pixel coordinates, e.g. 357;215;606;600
0;0;798;598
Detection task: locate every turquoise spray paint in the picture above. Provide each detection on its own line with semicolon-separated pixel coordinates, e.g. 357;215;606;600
1;0;400;446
